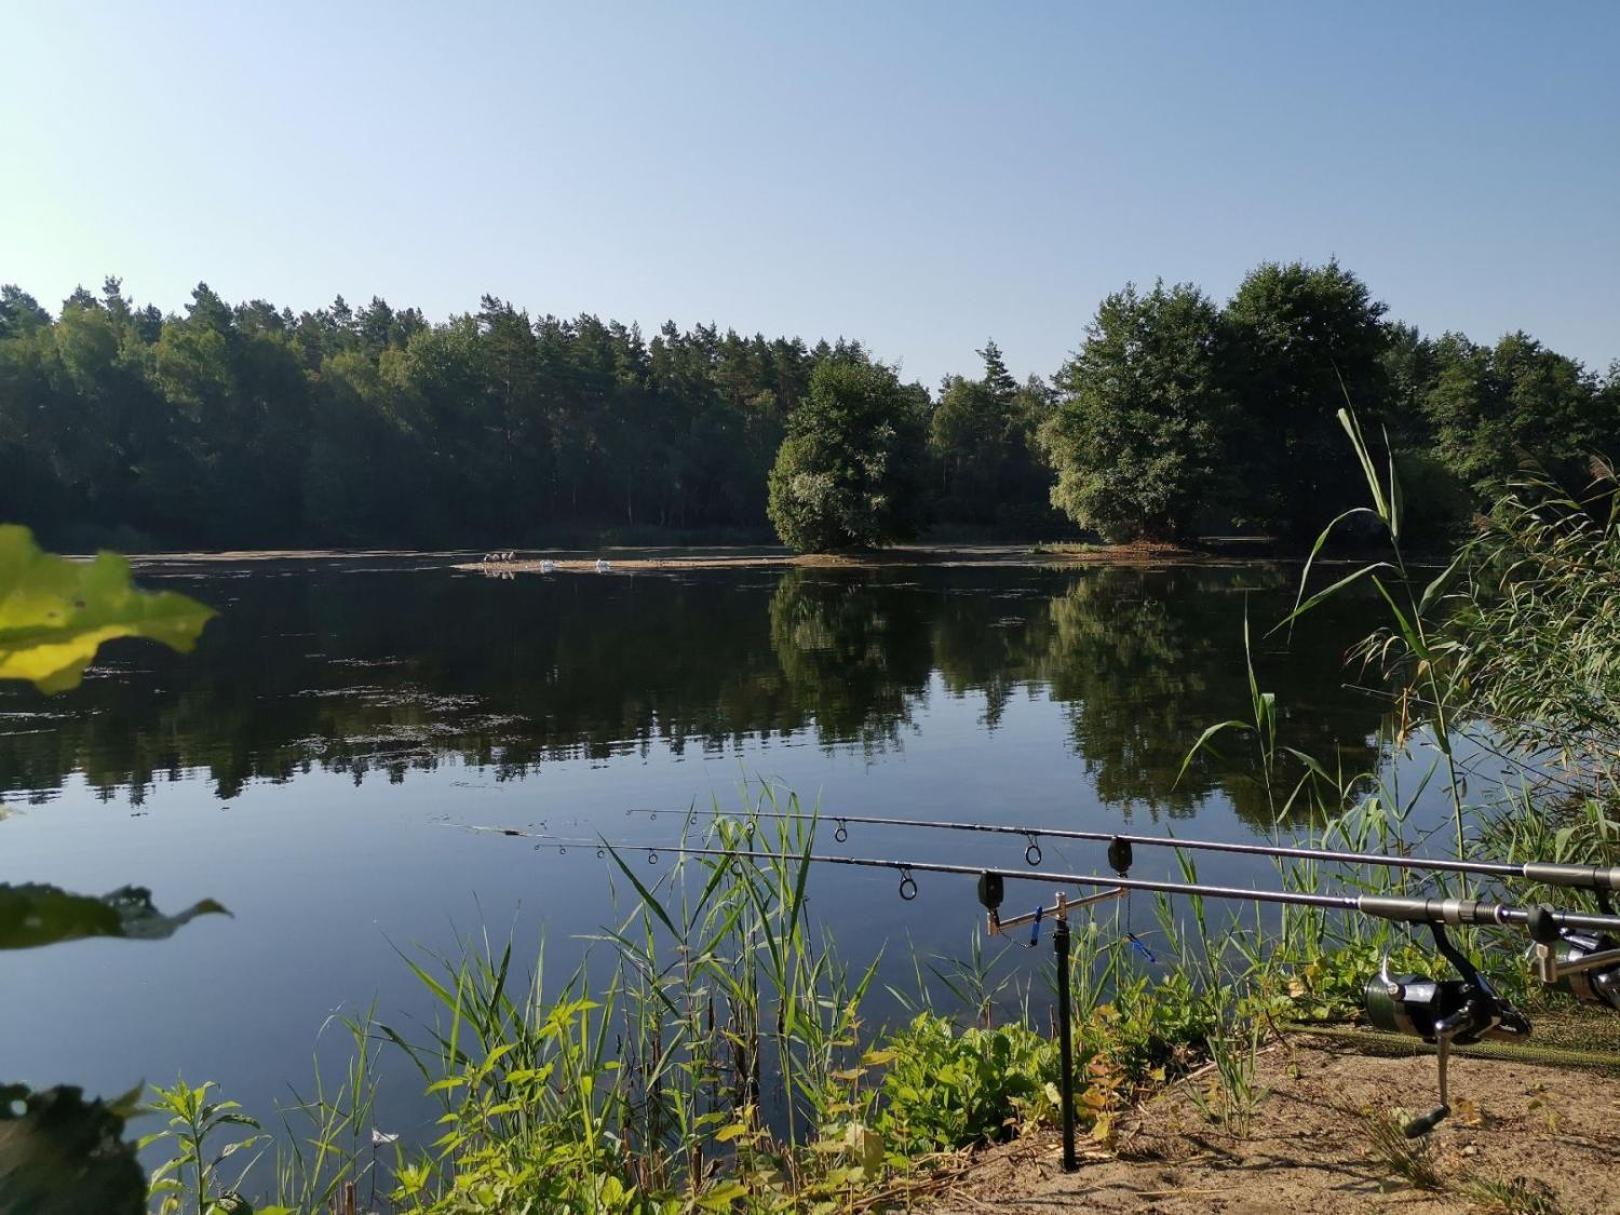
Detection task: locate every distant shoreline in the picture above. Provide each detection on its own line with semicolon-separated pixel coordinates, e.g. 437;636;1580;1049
448;540;1265;573
107;538;1314;570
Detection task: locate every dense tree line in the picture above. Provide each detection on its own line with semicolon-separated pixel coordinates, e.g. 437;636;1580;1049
0;280;853;548
1038;260;1620;544
2;264;1613;551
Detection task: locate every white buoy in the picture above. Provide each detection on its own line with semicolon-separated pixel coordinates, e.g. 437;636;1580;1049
539;559;556;574
595;558;611;573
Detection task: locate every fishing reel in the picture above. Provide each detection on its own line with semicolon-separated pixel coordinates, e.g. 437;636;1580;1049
1526;904;1620;1012
1362;923;1531;1137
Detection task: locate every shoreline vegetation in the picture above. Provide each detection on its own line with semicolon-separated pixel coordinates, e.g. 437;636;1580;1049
102;427;1620;1213
450;540;1232;573
4;258;1616;557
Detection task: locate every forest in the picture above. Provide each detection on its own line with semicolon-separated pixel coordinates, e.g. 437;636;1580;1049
1;260;1615;551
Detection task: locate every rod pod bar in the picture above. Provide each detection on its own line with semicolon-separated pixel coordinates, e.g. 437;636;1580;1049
628;807;1620;897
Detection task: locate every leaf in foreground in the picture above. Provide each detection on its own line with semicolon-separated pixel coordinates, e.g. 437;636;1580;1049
0;524;215;694
0;883;229;951
0;1084;145;1215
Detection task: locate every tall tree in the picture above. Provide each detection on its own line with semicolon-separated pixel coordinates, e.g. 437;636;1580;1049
928;341;1057;530
1039;282;1232;541
1223;260;1389;536
1422;331;1606;492
767;358;928;551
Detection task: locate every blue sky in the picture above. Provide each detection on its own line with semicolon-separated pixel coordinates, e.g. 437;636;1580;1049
3;1;1616;388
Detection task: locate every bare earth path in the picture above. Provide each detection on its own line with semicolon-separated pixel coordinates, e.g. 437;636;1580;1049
930;1037;1620;1214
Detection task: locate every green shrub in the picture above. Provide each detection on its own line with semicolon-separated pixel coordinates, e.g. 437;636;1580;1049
874;1013;1062;1154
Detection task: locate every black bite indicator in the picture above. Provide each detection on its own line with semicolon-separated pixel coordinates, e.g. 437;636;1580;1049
1108;836;1133;876
977;871;1004;912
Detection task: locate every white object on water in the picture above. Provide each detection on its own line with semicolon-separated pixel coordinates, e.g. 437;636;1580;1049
595;558;612;573
539;559;556;574
372;1128;400;1145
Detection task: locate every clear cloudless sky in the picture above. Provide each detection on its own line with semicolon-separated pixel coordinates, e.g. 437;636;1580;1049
2;1;1616;388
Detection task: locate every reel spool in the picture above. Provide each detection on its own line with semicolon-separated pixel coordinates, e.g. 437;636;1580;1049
1526;905;1620;1011
1362;924;1531;1137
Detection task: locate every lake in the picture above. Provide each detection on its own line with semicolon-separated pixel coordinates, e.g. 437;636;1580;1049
0;553;1402;1149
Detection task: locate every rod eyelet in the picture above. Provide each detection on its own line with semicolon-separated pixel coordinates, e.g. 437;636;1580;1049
1025;837;1043;867
898;868;918;901
835;819;849;844
648;850;658;865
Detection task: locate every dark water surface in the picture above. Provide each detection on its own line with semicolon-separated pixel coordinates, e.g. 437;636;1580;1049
1;555;1395;1146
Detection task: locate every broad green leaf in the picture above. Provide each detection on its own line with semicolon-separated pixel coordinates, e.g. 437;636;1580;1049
0;1083;146;1215
0;524;215;694
0;884;228;950
696;1179;749;1209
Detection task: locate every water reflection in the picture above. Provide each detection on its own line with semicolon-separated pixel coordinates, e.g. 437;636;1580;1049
0;561;1385;818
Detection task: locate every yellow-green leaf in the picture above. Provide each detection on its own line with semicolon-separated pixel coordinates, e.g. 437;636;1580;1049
0;525;214;694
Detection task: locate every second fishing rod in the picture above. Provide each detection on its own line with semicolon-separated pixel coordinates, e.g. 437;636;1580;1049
628;807;1620;904
504;829;1620;1144
521;834;1620;937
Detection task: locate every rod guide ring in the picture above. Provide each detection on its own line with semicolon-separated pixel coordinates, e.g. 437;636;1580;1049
898;867;918;901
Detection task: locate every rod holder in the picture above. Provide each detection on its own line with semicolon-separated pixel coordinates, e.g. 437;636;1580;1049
1054;892;1078;1173
988;886;1125;936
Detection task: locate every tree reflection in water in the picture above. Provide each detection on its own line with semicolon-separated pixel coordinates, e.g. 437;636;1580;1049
0;559;1384;821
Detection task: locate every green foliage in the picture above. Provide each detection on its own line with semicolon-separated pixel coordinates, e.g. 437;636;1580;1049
0;524;213;692
389;998;653;1214
1078;967;1218;1083
1357;1103;1443;1191
874;1013;1060;1154
1421;331;1607;494
270;1012;383;1213
0;280;867;547
0;1084;147;1215
1463;1175;1563;1215
1449;463;1620;800
929;340;1058;531
1040;281;1233;541
1183;1016;1269;1138
766;358;928;551
5;272;1615;550
0;526;224;1214
1223;259;1392;536
140;1079;271;1215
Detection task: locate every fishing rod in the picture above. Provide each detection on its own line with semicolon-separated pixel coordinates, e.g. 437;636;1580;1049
626;807;1620;904
498;827;1620;1145
518;835;1620;936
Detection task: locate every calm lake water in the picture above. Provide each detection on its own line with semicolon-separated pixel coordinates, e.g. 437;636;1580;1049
1;554;1402;1149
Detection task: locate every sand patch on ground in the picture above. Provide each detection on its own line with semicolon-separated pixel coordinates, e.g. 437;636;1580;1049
928;1035;1620;1214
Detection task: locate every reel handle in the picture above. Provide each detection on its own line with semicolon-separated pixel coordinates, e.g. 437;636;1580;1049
1404;1105;1449;1138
